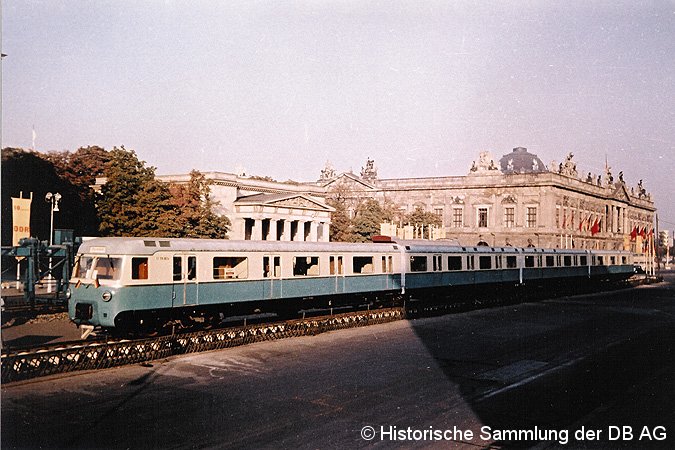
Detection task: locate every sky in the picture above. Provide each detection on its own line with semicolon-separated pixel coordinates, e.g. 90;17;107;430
2;1;674;226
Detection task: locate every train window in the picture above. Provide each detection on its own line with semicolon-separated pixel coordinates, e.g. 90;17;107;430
580;255;588;266
495;255;503;269
213;257;248;279
433;255;442;271
381;256;393;273
546;255;555;267
75;256;95;278
596;256;604;266
353;256;374;274
479;256;492;270
143;240;156;247
158;241;171;248
506;256;517;268
466;255;475;270
610;256;616;265
525;255;535;268
187;257;197;280
95;257;121;280
410;256;428;272
330;256;344;275
573;256;578;266
448;256;462;271
538;255;543;267
132;257;149;280
622;256;627;265
263;256;281;278
293;256;320;276
557;255;562;266
564;256;572;267
173;257;182;281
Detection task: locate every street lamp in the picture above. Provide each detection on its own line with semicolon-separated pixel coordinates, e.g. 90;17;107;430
45;192;61;245
45;192;61;293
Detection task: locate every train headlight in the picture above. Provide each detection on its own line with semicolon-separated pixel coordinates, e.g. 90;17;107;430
65;288;72;299
101;291;113;302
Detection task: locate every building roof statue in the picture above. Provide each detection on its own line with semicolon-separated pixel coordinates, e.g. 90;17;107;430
470;151;500;174
559;152;578;178
318;160;336;182
499;147;546;174
360;157;378;183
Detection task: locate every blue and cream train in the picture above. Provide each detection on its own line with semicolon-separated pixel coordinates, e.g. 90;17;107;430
68;237;634;335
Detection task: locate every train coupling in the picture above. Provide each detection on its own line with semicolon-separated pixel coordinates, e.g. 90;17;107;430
79;325;95;340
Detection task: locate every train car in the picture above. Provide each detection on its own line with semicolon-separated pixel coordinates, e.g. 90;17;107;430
67;237;634;336
67;237;403;335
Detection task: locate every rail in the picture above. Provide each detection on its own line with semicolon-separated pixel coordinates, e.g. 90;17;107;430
1;307;404;384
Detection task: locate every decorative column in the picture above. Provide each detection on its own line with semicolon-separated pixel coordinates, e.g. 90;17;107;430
309;221;318;242
269;219;278;242
252;219;263;241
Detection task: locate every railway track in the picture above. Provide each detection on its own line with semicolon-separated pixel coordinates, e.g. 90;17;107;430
1;307;405;384
1;275;656;384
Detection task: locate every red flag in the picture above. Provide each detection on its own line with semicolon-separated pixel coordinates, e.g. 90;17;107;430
640;227;646;238
579;216;585;232
591;218;600;235
630;226;637;240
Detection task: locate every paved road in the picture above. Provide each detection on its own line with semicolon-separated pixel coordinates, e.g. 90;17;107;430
2;273;674;449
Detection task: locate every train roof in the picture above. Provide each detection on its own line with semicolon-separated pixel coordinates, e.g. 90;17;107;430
78;237;631;256
77;237;400;255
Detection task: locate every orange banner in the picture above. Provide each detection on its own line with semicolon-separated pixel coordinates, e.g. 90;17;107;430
12;196;32;246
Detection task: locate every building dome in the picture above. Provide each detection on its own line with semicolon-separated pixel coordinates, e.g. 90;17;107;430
499;147;547;174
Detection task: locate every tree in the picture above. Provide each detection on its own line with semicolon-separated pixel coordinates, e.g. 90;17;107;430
1;147;85;244
97;146;175;236
169;170;230;238
351;198;392;242
41;146;111;236
326;197;354;242
405;207;442;228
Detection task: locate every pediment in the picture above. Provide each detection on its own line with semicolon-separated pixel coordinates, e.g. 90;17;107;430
235;193;333;211
322;173;376;191
611;184;631;203
268;196;331;210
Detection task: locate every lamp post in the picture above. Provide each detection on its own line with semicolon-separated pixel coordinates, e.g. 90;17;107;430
45;192;61;293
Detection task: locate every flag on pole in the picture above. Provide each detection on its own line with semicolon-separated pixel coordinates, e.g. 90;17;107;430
630;226;637;240
591;218;600;235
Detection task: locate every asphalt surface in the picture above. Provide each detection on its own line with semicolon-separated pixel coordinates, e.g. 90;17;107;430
2;272;674;449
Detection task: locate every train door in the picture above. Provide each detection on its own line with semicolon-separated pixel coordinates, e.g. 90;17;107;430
381;255;394;289
172;254;199;306
330;255;345;293
262;255;282;299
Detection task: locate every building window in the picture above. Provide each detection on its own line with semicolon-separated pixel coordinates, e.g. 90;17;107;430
504;207;515;228
478;208;488;228
452;207;463;228
526;207;537;228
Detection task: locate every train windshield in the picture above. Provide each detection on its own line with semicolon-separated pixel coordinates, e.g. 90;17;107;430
74;256;122;280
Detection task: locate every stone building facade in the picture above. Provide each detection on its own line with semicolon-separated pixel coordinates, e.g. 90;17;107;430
155;173;333;242
318;148;656;250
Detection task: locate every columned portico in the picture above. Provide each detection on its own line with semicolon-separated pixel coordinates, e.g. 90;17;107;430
232;193;334;242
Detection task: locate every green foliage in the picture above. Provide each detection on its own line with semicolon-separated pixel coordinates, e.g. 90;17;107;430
352;198;391;242
169;170;230;238
405;207;442;227
1;147;96;244
97;147;164;236
326;197;355;242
